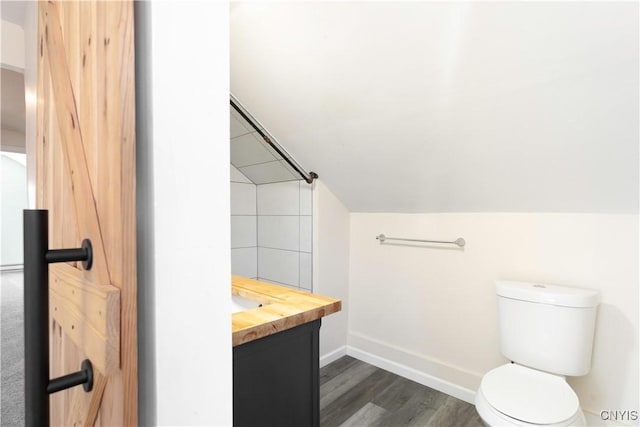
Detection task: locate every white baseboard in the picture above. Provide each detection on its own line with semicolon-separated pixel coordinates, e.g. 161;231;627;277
0;265;23;272
320;345;347;368
342;345;633;427
346;345;476;404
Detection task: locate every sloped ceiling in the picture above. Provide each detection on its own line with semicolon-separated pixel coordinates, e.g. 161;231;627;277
230;2;638;213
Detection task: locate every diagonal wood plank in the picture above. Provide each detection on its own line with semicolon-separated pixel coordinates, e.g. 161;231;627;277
84;373;108;427
42;0;111;286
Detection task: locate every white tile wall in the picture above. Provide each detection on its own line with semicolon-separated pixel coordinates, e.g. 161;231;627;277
231;162;314;290
231;216;257;248
239;161;297;184
300;184;313;215
230;115;251;138
231;108;254;132
231;132;277;167
299;216;312;253
280;159;299;177
256;278;299;290
257;181;300;215
263;142;287;161
230;106;299;185
230;168;257;277
230;165;252;183
230;182;256;215
258;216;300;251
299;252;312;291
257;247;299;286
231;247;257;278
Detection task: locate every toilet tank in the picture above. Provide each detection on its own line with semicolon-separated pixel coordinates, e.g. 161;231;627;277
496;281;599;376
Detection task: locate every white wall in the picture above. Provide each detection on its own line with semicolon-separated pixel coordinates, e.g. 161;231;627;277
348;213;638;421
23;1;37;209
1;129;25;153
1;19;24;71
2;1;36;208
136;2;232;425
313;180;350;365
0;154;27;265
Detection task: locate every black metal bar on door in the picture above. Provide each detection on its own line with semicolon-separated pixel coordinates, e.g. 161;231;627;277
24;210;49;427
23;210;94;427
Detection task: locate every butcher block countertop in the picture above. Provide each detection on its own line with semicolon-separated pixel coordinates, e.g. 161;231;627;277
232;275;341;347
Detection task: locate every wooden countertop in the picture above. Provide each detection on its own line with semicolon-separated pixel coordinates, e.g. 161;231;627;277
232;275;342;347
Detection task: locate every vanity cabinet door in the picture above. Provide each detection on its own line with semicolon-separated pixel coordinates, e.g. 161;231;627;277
233;320;321;427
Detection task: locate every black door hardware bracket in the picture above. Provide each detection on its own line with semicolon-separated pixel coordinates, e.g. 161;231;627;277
45;238;93;270
24;210;96;427
47;359;94;394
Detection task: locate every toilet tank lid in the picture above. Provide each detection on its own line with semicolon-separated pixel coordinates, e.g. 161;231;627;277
496;281;599;308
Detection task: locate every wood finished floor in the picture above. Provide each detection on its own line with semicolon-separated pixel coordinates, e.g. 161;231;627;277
320;356;484;427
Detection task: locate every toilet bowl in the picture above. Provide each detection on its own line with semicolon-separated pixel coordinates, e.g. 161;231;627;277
475;363;585;426
474;281;598;427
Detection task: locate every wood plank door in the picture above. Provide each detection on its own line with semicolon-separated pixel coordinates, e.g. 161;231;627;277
36;1;137;424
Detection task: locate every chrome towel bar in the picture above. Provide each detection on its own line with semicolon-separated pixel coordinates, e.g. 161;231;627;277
376;234;466;247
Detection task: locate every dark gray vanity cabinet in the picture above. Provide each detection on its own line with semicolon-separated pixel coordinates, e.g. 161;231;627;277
233;319;321;427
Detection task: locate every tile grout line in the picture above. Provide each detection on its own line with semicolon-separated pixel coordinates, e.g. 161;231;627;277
255;182;259;279
254;245;312;254
235;158;282;169
310;182;314;292
233;214;312;217
299;181;302;290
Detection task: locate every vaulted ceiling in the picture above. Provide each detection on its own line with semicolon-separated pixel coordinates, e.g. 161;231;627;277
231;2;638;213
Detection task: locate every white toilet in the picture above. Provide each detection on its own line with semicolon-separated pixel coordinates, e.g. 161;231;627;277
475;281;599;427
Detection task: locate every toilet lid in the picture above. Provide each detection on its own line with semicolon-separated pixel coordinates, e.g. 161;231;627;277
481;364;579;425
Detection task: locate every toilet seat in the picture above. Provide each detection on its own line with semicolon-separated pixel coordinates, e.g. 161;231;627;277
477;364;581;426
475;385;583;427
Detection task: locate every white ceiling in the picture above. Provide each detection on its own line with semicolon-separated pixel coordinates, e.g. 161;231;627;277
230;2;638;213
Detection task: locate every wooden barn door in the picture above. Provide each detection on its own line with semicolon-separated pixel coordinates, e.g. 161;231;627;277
36;1;137;424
